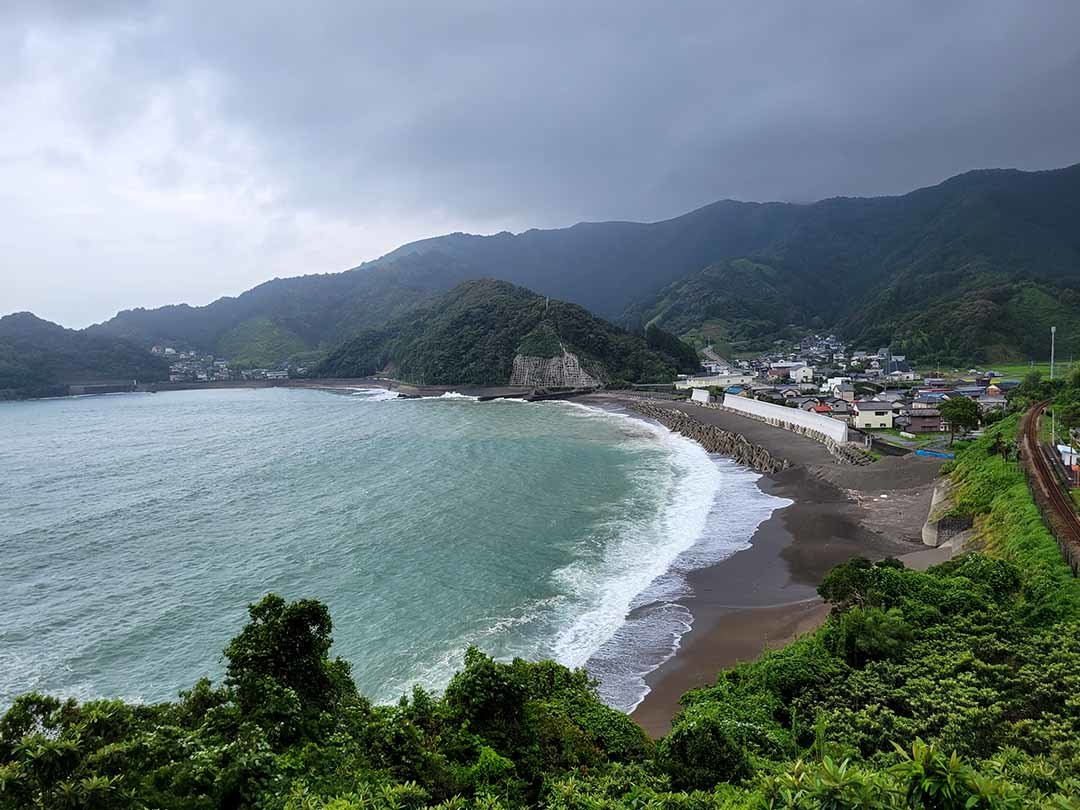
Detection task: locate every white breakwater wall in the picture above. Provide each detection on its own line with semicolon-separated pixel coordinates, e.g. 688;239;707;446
712;394;868;465
719;394;849;444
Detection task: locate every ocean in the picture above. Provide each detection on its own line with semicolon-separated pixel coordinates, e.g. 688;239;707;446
0;388;787;712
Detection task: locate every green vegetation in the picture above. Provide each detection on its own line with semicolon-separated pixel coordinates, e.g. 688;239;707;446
939;396;980;444
0;312;168;400
4;415;1079;808
946;415;1080;620
216;318;308;368
631;258;814;354
317;280;697;386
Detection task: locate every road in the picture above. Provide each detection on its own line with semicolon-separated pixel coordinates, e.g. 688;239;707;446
1020;400;1080;574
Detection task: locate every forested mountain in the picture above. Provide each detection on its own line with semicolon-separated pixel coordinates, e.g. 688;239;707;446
627;165;1080;361
66;162;1080;365
0;312;168;399
318;280;697;385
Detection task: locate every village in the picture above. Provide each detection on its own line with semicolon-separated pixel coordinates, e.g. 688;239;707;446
671;334;1021;452
150;345;300;383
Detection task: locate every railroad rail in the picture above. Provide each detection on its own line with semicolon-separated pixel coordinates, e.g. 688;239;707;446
1019;400;1080;575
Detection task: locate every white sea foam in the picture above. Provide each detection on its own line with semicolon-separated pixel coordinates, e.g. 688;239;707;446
348;388;399;401
419;391;479;400
548;401;791;712
368;398;789;712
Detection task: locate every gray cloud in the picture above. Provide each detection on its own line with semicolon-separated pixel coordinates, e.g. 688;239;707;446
3;0;1079;327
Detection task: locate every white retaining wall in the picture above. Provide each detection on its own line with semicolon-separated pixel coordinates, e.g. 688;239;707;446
720;394;849;444
690;388;712;404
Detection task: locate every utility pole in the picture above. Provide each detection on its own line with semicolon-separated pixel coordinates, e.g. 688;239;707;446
1050;326;1056;380
1051;327;1058;449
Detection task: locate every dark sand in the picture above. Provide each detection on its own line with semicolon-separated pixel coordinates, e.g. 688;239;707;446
581;397;944;737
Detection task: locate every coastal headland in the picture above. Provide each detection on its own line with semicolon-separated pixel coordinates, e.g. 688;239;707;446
584;394;945;736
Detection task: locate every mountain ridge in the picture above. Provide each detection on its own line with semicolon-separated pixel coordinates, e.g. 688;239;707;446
25;161;1080;365
0;311;169;399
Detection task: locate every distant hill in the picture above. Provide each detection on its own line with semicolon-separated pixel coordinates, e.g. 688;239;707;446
65;162;1080;365
627;165;1080;362
0;312;168;399
317;280;697;386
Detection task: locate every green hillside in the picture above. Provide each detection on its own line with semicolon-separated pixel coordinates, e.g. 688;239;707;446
0;312;168;399
317;280;696;385
72;162;1080;365
215;317;309;368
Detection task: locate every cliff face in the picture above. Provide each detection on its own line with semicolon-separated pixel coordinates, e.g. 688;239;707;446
509;351;602;388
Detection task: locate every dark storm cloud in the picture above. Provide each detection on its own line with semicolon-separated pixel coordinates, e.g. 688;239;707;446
3;0;1080;325
118;0;1080;219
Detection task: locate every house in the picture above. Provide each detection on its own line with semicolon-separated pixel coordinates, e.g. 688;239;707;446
792;365;815;384
674;373;757;390
768;361;806;379
897;408;945;433
912;393;947;409
778;386;801;398
812;403;833;415
828;399;852;419
978;394;1007;412
854;400;896;430
954;386;985;400
833;382;856;402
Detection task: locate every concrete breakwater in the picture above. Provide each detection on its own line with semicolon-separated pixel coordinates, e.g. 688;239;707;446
629;402;791;474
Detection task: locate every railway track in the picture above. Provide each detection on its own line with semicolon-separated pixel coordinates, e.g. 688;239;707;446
1020;400;1080;574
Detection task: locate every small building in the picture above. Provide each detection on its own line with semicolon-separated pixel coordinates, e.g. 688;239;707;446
833;382;856;402
669;373;756;390
912;393;947;409
792;365;815;384
829;399;852;418
854;400;896;430
675;373;757;391
978;394;1007;412
898;408;945;433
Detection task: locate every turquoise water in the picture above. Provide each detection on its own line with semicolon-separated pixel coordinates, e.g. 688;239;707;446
0;388;785;711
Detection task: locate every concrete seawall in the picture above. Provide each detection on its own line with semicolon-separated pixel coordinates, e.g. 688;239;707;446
628;401;791;474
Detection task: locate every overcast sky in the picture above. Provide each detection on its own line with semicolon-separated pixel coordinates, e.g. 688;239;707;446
4;1;1079;327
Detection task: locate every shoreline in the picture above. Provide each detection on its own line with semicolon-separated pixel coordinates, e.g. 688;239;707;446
583;396;945;737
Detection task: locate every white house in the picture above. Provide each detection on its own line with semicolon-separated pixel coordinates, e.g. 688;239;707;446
675;373;757;391
792;365;815;384
854;400;895;430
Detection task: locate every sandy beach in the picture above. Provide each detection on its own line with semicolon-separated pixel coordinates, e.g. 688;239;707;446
582;396;944;737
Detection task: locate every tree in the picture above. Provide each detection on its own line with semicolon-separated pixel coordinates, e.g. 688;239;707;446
223;594;357;734
939;396;980;444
